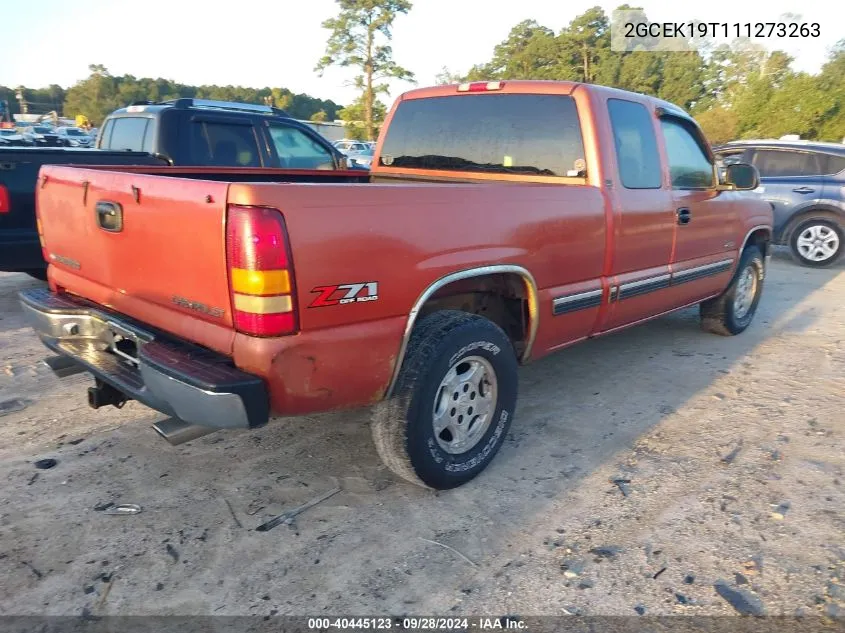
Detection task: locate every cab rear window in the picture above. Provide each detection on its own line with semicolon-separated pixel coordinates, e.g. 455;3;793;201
379;94;586;178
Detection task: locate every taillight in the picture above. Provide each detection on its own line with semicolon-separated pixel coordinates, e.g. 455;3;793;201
226;205;298;337
0;185;9;213
457;81;504;92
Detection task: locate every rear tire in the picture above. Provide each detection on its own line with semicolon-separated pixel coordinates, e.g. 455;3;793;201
789;218;843;268
371;310;518;490
700;245;765;336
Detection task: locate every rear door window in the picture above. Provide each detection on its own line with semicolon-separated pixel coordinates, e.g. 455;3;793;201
267;124;335;169
188;120;261;167
752;150;823;177
106;117;149;151
379;94;586;178
607;99;662;189
822;154;845;175
97;119;113;146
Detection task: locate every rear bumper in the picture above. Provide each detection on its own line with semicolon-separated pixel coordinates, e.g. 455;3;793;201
18;288;268;429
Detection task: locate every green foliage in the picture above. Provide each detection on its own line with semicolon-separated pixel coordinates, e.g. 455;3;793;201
316;0;414;141
2;65;342;126
338;94;387;140
455;6;845;142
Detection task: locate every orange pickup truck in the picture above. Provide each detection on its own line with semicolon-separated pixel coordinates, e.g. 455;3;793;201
20;81;773;489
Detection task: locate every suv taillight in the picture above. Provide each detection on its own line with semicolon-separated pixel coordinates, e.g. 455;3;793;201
0;185;9;214
226;205;298;337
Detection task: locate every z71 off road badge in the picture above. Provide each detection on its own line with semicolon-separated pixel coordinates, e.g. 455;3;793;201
309;282;379;308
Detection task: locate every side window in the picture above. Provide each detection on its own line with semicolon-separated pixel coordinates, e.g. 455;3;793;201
660;119;714;189
188;121;261;167
752;150;822;177
141;121;155;153
107;118;149;152
607;99;662;189
823;154;845;175
268;124;334;169
98;119;114;147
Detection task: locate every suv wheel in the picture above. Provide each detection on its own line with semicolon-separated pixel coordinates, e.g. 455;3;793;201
371;310;518;490
790;218;843;267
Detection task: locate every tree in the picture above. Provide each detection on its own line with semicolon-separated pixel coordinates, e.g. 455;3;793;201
316;0;414;141
310;110;329;122
338;93;387;140
434;67;464;85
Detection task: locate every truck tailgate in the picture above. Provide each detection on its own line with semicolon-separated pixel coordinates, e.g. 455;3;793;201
38;166;235;352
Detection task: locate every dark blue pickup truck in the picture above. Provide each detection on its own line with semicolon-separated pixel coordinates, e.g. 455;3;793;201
0;98;353;278
714;140;845;267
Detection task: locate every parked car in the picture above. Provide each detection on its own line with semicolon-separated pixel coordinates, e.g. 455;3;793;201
334;140;371;154
0;98;356;276
348;147;374;169
20;125;63;146
20;80;771;490
714;140;845;267
0;129;26;146
55;126;94;147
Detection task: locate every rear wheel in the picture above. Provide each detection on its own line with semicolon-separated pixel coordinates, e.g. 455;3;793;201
700;245;765;336
789;218;843;268
371;310;518;489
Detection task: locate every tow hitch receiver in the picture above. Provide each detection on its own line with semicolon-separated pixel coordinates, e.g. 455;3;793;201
87;379;129;410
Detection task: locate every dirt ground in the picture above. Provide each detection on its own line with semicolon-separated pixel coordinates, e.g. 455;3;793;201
0;250;843;618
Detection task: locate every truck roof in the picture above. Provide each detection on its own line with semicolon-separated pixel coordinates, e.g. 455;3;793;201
398;80;690;118
109;98;291;119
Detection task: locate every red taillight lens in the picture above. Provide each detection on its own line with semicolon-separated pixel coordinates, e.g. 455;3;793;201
0;185;9;214
226;205;298;337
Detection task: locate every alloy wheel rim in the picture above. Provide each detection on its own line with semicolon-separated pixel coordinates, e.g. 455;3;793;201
432;355;498;455
797;225;840;262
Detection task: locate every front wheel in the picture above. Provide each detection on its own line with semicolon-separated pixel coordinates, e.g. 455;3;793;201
700;245;765;336
371;310;518;490
789;219;843;268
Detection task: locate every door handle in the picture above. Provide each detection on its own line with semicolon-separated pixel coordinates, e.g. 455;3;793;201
676;207;691;225
792;186;815;194
95;200;123;232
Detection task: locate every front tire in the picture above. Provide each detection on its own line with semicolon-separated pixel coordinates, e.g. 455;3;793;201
789;218;843;268
700;245;765;336
371;310;518;490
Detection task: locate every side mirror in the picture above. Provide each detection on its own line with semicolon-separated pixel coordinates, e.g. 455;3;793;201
724;163;759;190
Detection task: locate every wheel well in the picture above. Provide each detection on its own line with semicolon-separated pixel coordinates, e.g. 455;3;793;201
418;273;532;359
744;227;772;258
780;209;843;245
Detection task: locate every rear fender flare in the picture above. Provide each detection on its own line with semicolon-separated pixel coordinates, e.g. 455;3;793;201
385;265;539;398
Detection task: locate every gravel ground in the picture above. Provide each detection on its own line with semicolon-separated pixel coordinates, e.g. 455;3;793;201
0;250;843;618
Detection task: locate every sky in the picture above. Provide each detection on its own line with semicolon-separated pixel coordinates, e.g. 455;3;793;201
1;0;842;106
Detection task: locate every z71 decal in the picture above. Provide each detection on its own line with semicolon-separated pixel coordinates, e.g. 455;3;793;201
309;282;379;308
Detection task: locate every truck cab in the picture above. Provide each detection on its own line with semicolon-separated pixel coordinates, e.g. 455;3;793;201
97;98;348;170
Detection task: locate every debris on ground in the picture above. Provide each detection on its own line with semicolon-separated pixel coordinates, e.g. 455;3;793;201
720;440;744;465
770;501;791;520
713;580;766;615
611;478;631;497
589;546;621;560
101;504;142;516
33;458;57;470
0;397;29;415
255;486;341;533
165;544;179;563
